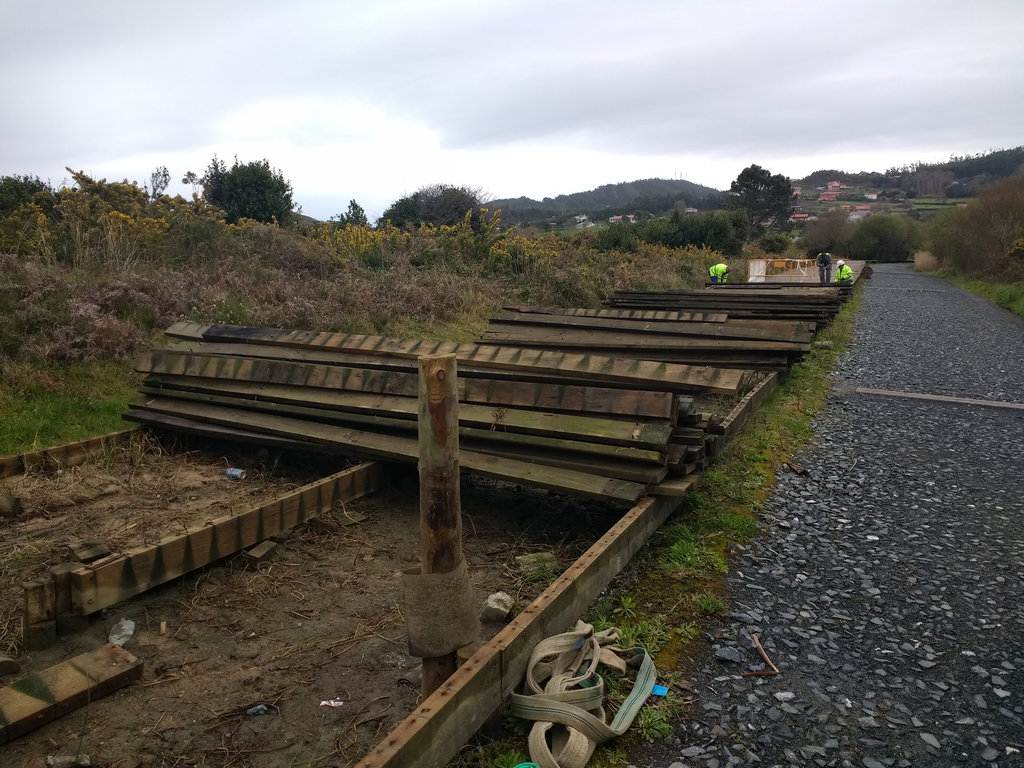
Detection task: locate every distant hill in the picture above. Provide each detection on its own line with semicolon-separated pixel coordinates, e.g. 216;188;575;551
490;178;723;226
795;146;1024;198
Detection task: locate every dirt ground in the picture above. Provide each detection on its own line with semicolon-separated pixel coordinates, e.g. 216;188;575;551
0;433;629;767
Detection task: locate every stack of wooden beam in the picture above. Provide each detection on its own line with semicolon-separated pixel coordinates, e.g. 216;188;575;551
125;322;745;502
607;286;846;330
481;306;815;369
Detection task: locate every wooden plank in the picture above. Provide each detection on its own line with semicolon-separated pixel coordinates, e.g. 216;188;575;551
161;324;744;394
179;338;745;394
0;643;142;745
354;492;687;768
135;387;667;468
854;387;1024;411
138;377;674;450
70;462;385;615
469;443;669;485
0;429;136;479
481;325;809;352
490;311;813;343
138;350;676;420
125;400;645;502
502;306;730;323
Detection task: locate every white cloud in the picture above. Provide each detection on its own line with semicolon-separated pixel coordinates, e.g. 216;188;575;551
2;0;1022;220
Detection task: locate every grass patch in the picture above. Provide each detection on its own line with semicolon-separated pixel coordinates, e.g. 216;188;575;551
932;271;1024;318
0;359;141;455
692;592;728;616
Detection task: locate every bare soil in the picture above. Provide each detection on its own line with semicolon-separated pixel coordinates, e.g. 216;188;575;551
0;434;628;767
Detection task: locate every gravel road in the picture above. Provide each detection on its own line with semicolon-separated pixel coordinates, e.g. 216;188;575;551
633;264;1024;768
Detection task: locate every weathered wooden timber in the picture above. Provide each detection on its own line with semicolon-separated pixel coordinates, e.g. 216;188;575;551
124;321;749;500
606;290;846;328
161;322;743;395
0;429;135;479
138;349;680;421
67;462;385;617
502;306;730;322
489;310;815;343
0;643;142;746
126;398;646;501
482;324;810;352
136;377;673;451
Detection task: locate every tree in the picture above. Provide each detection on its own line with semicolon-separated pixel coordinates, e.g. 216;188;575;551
379;184;486;230
800;210;854;256
0;174;55;216
147;166;170;201
379;192;421;229
333;199;369;227
847;215;922;263
730;164;793;230
181;171;201;197
202;156;296;225
930;176;1024;277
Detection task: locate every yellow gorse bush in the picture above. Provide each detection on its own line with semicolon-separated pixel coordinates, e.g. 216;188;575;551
308;220;412;268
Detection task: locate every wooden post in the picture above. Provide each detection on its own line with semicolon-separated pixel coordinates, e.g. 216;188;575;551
418;353;462;697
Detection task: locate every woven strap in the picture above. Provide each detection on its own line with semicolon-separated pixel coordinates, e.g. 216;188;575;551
509;621;657;768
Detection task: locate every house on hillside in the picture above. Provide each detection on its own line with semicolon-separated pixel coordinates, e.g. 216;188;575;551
826;180;842;192
864;192;878;200
819;191;839;202
789;212;810;224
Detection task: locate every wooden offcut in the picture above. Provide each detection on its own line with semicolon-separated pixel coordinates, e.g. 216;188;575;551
0;643;142;745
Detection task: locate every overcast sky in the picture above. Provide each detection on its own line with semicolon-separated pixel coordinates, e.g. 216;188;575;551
2;0;1022;221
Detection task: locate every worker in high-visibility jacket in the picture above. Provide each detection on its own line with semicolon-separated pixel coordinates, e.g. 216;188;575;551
834;260;853;284
708;263;729;283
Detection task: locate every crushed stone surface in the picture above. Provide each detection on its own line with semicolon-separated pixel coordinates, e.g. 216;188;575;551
633;264;1024;768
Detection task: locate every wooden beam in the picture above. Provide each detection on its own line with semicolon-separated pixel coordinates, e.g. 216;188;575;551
138;377;674;450
138;350;677;420
854;387;1024;411
481;325;809;352
0;429;135;479
354;491;690;768
502;306;729;323
125;399;646;502
0;643;142;745
489;311;813;343
159;323;744;394
69;462;385;616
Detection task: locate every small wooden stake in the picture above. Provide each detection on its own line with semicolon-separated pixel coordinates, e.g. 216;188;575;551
418;354;462;697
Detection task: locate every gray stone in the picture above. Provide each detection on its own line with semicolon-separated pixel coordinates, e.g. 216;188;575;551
479;591;514;622
714;646;745;664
